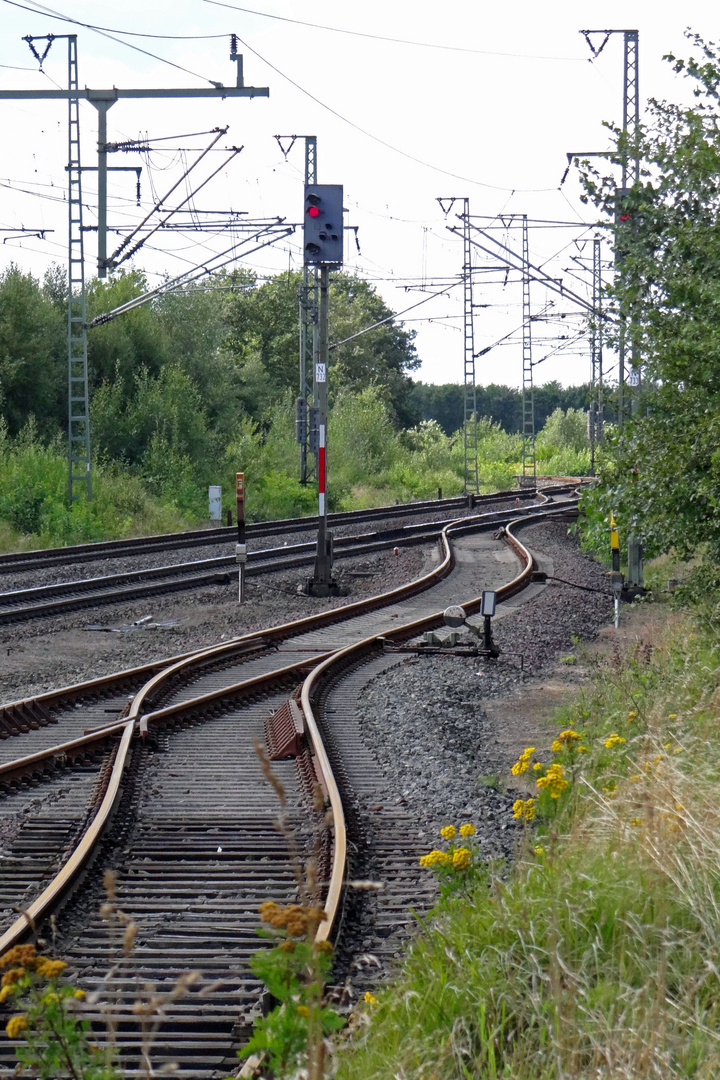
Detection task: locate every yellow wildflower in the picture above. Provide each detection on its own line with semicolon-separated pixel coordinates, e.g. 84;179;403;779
35;959;67;979
1;969;24;988
41;992;59;1006
577;746;588;753
627;711;638;721
533;762;544;771
631;817;643;827
604;733;626;749
73;989;86;1000
668;713;678;719
419;850;448;868
364;991;378;1006
0;986;16;1003
451;847;472;870
0;946;36;970
440;824;456;840
512;798;536;821
459;823;476;837
629;774;642;783
536;762;569;799
533;845;545;856
673;747;683;754
511;747;536;776
5;1015;28;1039
296;1005;310;1018
551;730;581;752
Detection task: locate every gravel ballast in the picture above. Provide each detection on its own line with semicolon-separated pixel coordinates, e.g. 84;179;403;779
354;518;613;862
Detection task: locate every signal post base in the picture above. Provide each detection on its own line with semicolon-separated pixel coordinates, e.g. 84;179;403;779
305;578;345;598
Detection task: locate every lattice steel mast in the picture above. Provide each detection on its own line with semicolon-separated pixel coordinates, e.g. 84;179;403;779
461;199;479;494
581;29;640;424
520;214;536;486
589;236;604;473
66;35;91;505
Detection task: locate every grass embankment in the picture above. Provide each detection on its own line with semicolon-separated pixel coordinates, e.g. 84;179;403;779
337;595;720;1080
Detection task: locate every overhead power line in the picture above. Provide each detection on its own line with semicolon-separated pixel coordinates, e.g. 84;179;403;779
329;280;461;350
202;0;584;61
2;0;218;84
231;32;557;195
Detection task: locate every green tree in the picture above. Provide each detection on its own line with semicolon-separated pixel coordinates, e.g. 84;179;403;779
0;265;65;435
222;272;420;425
86;270;169;392
579;33;720;558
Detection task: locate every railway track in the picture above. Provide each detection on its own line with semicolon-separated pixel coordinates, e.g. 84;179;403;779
0;495;579;1077
0;488;538;577
0;495;566;625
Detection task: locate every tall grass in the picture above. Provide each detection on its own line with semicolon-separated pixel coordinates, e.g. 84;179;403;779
0;420;191;551
336;603;720;1080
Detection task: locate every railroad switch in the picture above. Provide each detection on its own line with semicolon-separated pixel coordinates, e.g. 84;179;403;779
442;598;500;660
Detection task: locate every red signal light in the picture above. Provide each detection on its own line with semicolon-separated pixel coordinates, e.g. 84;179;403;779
308;206;320;218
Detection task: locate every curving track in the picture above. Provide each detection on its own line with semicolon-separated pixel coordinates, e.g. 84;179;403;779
0;494;578;1077
0;495;555;625
0;489;537;578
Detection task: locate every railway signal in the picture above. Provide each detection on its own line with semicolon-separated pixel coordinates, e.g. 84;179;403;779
303;185;343;266
305;184;344;597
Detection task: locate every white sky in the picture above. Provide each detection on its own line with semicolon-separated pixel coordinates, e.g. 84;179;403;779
0;1;715;390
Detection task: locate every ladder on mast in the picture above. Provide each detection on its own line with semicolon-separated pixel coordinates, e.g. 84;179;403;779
67;34;91;505
520;214;536;487
462;199;479;495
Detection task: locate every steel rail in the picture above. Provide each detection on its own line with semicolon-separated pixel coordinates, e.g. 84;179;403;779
0;488;545;575
0;503;469;948
0;654;333;956
302;510;545;943
0;499;574;963
0;500;559;741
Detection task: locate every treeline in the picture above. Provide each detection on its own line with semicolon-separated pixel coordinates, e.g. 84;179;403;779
409;381;593;436
0;262;593;546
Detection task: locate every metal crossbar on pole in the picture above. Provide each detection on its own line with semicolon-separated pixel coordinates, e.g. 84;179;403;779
520;215;536;487
66;35;91;506
3;34;270;504
0;42;269;279
461;199;479;494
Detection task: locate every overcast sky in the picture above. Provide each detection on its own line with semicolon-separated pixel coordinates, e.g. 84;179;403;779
0;1;716;390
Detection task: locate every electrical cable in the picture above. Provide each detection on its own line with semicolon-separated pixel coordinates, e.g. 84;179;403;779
202;0;585;62
329;280;462;349
2;0;218;85
230;31;558;195
110;130;232;265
